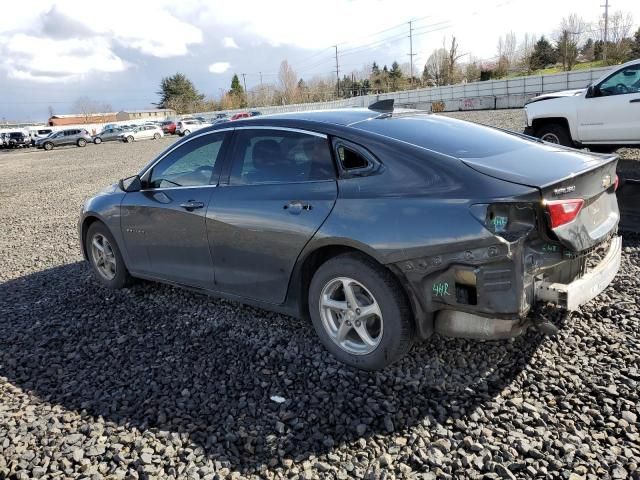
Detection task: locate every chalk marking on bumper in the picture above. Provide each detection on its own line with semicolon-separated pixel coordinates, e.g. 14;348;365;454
535;235;622;311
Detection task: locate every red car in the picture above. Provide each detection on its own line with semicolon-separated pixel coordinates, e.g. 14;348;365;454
231;112;251;121
161;120;176;135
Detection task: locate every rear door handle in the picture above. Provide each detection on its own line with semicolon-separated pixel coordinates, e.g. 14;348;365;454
630;98;640;103
283;201;312;214
180;200;205;211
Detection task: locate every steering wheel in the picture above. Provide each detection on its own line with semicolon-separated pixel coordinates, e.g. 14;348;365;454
615;83;630;94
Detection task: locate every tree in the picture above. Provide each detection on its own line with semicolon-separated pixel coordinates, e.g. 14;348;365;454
599;11;634;64
519;33;537;74
555;14;585;71
389;61;403;90
371;62;380;75
531;36;557;69
47;105;54;119
72;97;113;124
229;74;244;96
632;27;640;60
156;73;204;114
581;38;595;61
424;48;449;86
446;36;465;84
496;32;517;77
278;60;298;104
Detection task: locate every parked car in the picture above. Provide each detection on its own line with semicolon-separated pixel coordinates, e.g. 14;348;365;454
79;102;621;370
93;127;130;144
35;129;92;150
175;119;209;136
0;133;8;148
524;58;640;153
231;112;251;121
7;131;31;148
121;125;164;143
249;111;262;117
161;120;177;135
212;118;230;126
28;128;54;145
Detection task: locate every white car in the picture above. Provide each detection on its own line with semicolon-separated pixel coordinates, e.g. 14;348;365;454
121;125;164;143
176;119;210;136
524;58;640;153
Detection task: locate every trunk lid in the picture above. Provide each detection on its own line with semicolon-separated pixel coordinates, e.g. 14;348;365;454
462;144;619;252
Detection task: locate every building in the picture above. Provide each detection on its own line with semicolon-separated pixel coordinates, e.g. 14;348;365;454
115;109;176;121
48;113;118;126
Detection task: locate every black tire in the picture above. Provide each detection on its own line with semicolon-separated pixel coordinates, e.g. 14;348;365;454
85;221;133;289
308;252;414;370
77;139;87;147
94;137;102;144
183;130;191;136
535;123;573;147
43;142;54;151
126;135;134;143
153;133;160;140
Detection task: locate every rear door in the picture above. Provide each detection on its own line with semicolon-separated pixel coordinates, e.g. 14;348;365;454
207;127;338;304
120;131;230;288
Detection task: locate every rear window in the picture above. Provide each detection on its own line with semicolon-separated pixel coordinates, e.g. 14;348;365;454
354;115;531;159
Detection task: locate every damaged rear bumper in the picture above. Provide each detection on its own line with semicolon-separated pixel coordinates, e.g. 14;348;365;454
535;235;621;311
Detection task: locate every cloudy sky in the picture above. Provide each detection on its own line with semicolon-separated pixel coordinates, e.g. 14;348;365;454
0;0;637;121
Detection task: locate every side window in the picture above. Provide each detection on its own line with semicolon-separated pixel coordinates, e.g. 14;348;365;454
229;129;335;185
148;132;226;188
337;145;369;170
599;65;640;96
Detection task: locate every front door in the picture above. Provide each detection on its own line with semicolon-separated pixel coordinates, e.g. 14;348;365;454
207;127;338;304
578;63;640;143
120;131;230;288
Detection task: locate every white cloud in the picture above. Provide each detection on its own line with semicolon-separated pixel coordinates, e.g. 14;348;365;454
1;34;127;82
209;62;231;74
222;37;239;49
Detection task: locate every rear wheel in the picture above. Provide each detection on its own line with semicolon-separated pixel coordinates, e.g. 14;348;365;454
183;130;191;136
85;222;132;289
43;142;54;151
309;253;414;370
536;123;573;147
77;139;87;147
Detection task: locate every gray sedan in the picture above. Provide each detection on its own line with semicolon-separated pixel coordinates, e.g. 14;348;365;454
79;103;621;370
93;127;129;144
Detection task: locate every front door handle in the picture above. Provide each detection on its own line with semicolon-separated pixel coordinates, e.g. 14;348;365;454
283;201;312;214
630;98;640;103
180;200;205;211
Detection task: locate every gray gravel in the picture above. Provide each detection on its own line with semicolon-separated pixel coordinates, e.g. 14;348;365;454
1;115;639;479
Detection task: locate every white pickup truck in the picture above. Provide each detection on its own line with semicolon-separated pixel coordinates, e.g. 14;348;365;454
524;59;640;153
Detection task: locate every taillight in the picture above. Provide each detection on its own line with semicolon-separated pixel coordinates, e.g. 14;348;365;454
545;199;584;228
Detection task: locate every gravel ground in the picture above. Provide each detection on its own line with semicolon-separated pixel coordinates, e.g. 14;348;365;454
1;114;639;480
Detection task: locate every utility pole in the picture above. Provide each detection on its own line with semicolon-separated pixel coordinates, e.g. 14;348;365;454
408;20;416;87
259;72;263;88
334;45;340;98
601;0;610;63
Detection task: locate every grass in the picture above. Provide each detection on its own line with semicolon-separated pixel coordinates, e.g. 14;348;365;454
506;60;608;78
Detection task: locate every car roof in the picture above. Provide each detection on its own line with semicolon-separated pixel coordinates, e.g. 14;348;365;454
251;108;379;126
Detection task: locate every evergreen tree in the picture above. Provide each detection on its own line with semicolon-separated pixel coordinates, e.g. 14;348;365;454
371;62;380;75
156;73;204;113
229;74;244;96
530;36;557;70
631;28;640;60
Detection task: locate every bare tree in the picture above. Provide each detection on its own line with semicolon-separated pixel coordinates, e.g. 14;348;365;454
519;33;537;74
278;60;298;105
72;97;113;123
599;10;634;64
446;37;466;85
495;32;517;77
555;14;586;71
424;48;450;86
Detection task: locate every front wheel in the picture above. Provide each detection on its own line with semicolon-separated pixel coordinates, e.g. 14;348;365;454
43;142;54;151
126;135;134;143
309;253;414;370
536;123;573;147
153;133;160;140
94;137;102;144
86;222;132;289
77;139;87;147
183;130;191;136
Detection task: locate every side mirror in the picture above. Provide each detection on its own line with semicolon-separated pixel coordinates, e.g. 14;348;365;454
118;175;142;192
587;85;601;98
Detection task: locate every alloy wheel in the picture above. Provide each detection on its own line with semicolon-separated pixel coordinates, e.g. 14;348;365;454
541;132;560;144
90;233;117;281
319;277;383;355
